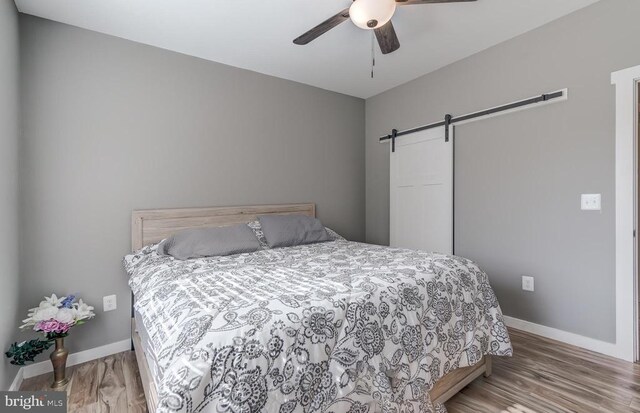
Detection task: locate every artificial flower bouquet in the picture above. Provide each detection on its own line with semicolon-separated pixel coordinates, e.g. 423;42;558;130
5;294;95;365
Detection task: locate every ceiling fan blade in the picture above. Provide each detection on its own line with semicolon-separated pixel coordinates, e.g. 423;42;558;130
375;21;400;55
396;0;476;5
293;9;350;45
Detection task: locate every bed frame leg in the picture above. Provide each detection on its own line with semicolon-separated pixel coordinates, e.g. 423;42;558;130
130;317;135;351
483;356;492;378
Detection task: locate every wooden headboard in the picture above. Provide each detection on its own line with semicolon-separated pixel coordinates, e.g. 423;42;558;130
131;203;315;251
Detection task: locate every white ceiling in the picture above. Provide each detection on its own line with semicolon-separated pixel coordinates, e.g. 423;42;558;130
15;0;600;98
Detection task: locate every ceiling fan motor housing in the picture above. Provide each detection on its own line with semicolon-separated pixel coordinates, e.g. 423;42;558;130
349;0;396;30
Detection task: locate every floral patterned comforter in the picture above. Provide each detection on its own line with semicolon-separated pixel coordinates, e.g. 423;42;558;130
124;240;512;413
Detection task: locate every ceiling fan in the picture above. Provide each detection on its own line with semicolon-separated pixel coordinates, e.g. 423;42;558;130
294;0;477;55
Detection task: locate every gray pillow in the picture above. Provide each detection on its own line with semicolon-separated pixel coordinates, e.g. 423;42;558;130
248;220;343;249
258;215;330;248
157;224;261;260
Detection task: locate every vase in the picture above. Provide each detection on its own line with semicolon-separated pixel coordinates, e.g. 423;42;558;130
50;337;69;388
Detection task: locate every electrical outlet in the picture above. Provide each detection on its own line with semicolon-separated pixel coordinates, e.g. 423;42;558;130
103;295;117;312
522;276;534;292
581;194;601;211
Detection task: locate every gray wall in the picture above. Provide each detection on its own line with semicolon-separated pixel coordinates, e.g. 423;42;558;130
19;15;365;355
0;0;21;390
366;0;638;342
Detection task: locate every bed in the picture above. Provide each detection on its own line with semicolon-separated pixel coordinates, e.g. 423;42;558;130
125;203;512;413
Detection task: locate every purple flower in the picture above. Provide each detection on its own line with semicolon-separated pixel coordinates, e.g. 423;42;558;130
60;295;76;309
36;320;71;334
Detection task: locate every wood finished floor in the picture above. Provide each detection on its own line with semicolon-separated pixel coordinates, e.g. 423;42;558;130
20;351;146;413
20;328;640;413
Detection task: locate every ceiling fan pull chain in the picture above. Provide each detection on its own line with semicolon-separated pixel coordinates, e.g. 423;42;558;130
371;31;376;78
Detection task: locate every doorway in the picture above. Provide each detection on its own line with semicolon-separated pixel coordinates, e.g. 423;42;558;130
611;65;639;362
637;81;640;361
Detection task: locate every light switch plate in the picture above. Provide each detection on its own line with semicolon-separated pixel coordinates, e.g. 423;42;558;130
522;276;534;292
581;194;601;211
103;295;117;312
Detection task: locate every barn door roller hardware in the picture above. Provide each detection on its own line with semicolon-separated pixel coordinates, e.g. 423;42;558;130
444;114;452;143
391;128;398;152
381;89;568;149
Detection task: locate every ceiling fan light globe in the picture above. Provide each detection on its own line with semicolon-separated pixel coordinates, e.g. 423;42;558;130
349;0;396;30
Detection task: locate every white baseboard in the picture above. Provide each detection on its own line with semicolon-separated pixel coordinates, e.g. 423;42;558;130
8;367;24;391
503;315;622;359
20;339;131;380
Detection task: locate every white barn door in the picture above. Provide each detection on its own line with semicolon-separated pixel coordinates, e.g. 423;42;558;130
390;126;453;254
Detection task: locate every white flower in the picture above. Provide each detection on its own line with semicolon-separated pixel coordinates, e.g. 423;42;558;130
43;294;64;307
24;300;56;319
32;306;58;322
74;299;95;321
20;304;58;329
55;308;75;324
20;294;95;330
38;301;56;310
20;319;34;329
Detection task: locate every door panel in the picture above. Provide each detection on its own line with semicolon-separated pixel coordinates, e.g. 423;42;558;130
390;126;453;254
